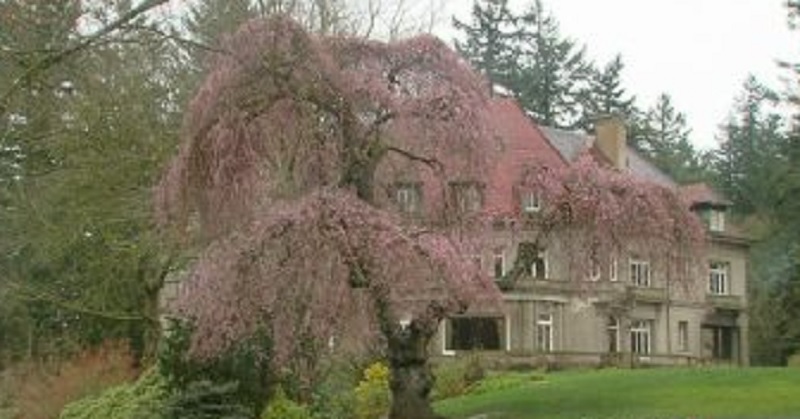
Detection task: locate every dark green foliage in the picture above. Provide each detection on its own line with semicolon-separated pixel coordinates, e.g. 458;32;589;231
453;0;522;89
0;0;184;363
514;0;591;128
633;93;707;183
59;368;168;419
158;319;273;415
710;76;787;214
159;380;252;419
576;55;636;131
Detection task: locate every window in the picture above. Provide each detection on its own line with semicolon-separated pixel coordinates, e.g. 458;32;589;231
521;190;541;213
531;249;547;279
536;313;554;352
519;242;547;279
607;316;620;353
709;209;725;232
609;257;618;282
451;182;482;213
444;317;505;351
493;249;505;280
709;261;730;295
630;259;651;287
678;321;689;352
630;320;652;355
394;183;421;213
588;257;601;282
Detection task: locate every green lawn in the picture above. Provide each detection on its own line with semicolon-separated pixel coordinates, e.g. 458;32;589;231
435;367;800;419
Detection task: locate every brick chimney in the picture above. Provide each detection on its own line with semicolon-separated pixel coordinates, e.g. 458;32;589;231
593;115;627;171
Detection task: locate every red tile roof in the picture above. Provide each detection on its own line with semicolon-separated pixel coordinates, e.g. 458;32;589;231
483;98;568;215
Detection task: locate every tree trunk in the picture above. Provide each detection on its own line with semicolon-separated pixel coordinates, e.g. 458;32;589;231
386;322;443;419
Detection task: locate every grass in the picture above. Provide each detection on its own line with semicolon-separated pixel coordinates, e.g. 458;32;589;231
435;367;800;419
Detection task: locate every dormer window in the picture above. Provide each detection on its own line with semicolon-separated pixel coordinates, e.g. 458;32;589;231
451;182;483;213
709;209;725;232
521;190;541;213
394;183;421;213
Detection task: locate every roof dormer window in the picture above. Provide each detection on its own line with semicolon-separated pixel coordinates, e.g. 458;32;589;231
709;209;725;233
521;190;541;213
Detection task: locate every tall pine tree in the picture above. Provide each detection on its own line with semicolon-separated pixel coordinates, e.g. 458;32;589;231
453;0;522;90
513;0;591;128
637;93;705;183
576;54;636;130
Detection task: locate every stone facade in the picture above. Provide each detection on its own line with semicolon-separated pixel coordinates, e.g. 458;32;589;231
433;103;750;368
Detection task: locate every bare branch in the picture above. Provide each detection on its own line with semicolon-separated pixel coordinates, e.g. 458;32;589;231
0;0;170;116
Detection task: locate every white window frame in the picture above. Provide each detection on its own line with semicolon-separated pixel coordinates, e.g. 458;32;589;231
607;316;620;353
536;313;554;352
609;257;618;282
588;258;601;282
709;209;725;232
531;249;548;279
709;261;730;295
630;320;652;355
493;249;505;280
678;321;689;352
630;259;651;288
395;184;420;213
521;190;541;213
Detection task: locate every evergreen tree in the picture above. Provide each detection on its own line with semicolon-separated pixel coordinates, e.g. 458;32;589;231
0;0;184;361
453;0;522;90
711;76;786;214
638;93;705;183
513;0;591;128
576;54;636;130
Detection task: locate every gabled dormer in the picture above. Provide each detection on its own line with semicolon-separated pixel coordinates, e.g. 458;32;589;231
679;183;733;234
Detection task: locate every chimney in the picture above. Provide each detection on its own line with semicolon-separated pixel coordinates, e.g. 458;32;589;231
593;115;627;171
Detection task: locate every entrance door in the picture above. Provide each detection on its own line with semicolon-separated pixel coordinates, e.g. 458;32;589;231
701;326;738;364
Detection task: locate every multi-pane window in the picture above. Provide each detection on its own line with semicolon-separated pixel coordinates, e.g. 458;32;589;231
607;316;620;353
709;209;725;232
630;320;652;355
709;261;730;295
493;249;505;280
678;321;689;352
536;313;554;352
445;317;505;351
521;190;541;213
630;259;651;287
531;249;547;279
519;242;547;279
451;182;482;213
394;183;421;213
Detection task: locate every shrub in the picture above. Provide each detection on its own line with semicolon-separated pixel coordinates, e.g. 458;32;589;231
260;386;312;419
10;340;138;419
787;352;800;368
432;354;485;401
158;379;252;419
354;362;390;419
158;318;272;414
59;368;167;419
309;361;359;419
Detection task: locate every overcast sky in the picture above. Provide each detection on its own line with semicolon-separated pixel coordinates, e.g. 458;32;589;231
436;0;797;150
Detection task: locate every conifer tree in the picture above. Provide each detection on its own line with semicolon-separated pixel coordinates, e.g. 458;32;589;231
513;0;590;128
576;54;636;130
638;93;705;183
453;0;522;90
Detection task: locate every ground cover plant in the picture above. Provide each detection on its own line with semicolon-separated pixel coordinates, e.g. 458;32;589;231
435;367;800;419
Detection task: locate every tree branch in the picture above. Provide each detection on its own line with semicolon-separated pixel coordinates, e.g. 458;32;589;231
4;278;158;324
385;145;444;174
0;0;170;116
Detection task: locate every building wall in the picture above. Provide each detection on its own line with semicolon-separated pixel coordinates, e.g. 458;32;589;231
433;229;750;367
